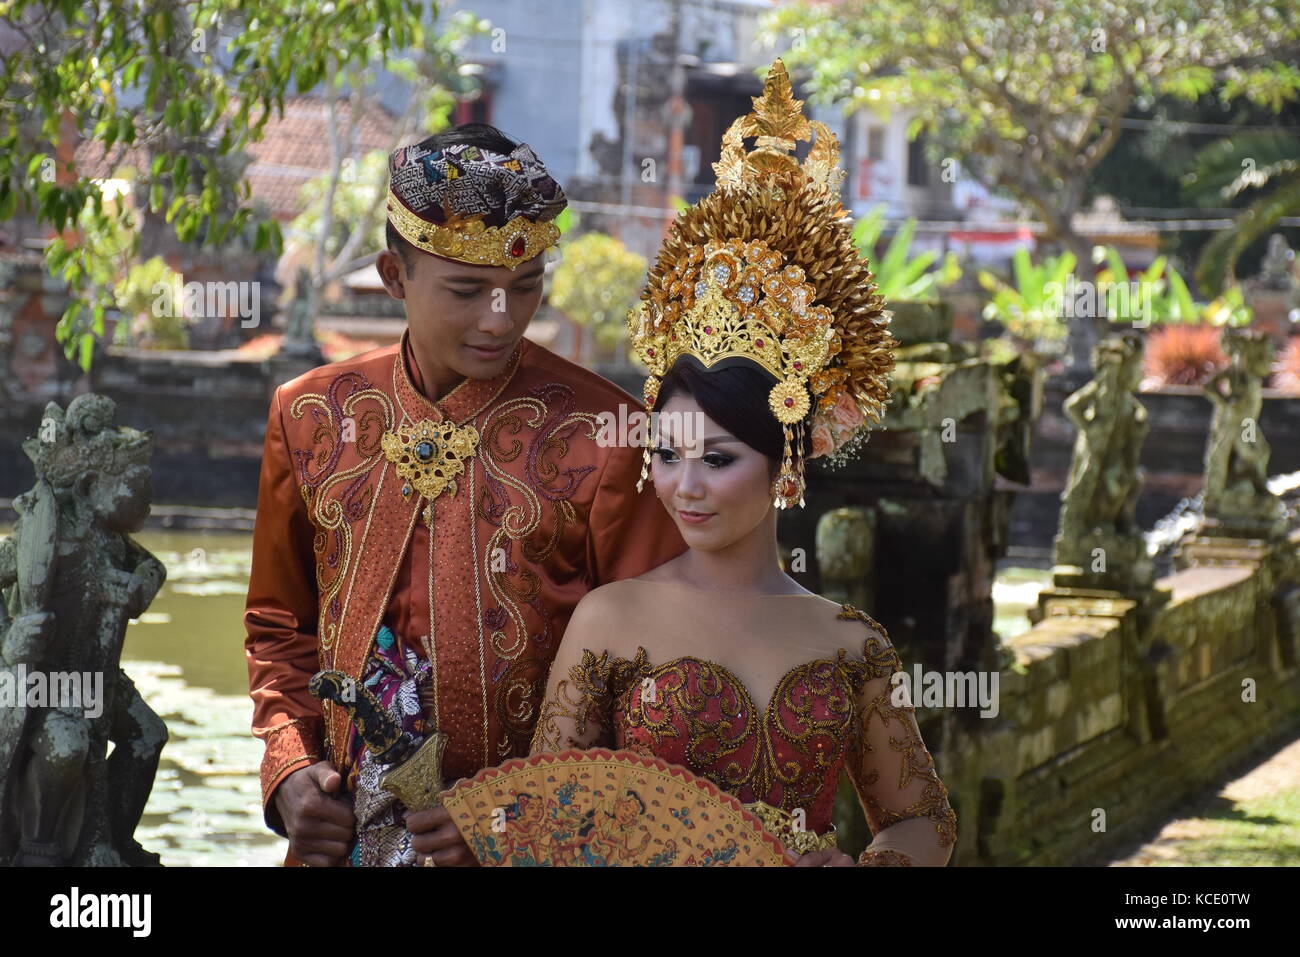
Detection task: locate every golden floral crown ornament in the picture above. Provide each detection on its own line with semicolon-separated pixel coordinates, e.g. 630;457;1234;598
628;59;897;509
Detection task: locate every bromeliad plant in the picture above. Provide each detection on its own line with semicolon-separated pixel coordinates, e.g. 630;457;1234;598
851;205;961;301
977;247;1076;344
1092;245;1252;327
979;245;1254;349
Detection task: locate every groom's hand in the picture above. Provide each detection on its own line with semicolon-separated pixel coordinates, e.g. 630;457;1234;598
407;806;477;867
275;760;355;867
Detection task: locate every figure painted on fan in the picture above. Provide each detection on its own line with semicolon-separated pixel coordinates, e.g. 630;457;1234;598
570;789;652;866
490;791;548;867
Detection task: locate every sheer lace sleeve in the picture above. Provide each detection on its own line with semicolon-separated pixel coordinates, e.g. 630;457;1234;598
529;591;622;754
840;607;957;867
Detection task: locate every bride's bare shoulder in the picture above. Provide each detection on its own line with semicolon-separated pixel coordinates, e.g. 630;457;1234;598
570;577;661;626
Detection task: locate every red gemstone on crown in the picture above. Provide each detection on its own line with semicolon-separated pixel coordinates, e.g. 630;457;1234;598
704;326;713;334
784;397;794;407
756;339;764;347
510;235;527;257
794;361;802;370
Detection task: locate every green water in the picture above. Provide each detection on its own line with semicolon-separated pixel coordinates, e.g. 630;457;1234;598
3;520;1050;866
120;530;284;866
1;525;283;866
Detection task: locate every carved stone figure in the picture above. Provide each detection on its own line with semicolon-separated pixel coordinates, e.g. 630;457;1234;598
1199;328;1286;535
0;394;167;866
1054;332;1153;588
1258;234;1296;292
280;266;323;359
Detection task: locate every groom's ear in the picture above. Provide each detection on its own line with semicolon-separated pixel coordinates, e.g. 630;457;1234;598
376;248;408;300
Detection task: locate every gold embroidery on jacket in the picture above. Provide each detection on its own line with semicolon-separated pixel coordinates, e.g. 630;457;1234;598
288;377;393;654
475;385;600;760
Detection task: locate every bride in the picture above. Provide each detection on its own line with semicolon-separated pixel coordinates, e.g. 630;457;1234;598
526;59;956;867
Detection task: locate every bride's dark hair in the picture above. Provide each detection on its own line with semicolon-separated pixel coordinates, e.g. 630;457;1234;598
650;358;813;473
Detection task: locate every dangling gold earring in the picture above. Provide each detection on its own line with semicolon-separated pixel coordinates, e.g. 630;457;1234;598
771;420;806;509
637;378;660;494
636;437;653;493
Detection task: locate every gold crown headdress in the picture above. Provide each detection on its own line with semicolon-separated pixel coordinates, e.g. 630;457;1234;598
627;59;896;508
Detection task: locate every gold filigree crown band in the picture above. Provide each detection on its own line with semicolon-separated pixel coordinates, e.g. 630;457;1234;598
387;189;560;270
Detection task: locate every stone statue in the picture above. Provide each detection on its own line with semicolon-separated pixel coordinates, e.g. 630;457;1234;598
0;394;168;866
1199;328;1286;536
1054;331;1153;588
1258;234;1296;292
280;266;323;359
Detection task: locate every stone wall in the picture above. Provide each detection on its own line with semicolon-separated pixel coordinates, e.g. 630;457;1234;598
934;528;1300;865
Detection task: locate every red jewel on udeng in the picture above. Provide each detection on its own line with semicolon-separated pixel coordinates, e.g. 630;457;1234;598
510;235;527;257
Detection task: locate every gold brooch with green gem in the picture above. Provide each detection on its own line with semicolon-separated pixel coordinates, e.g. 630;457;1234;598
381;418;480;502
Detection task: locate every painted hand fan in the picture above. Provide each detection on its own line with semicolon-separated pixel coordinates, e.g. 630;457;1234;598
439;748;794;866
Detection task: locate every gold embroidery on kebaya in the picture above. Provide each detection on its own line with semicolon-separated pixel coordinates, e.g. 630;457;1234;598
531;648;649;753
530;602;957;862
616;653;859;809
744;800;839;855
837;605;958;850
858;848;913;866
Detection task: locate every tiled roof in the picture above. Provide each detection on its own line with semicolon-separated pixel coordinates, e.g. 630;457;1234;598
75;95;400;221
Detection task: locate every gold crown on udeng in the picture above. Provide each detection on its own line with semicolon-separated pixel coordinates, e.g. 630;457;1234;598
386;188;560;270
627;58;896;508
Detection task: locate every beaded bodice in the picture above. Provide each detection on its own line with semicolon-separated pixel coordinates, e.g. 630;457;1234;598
531;603;957;858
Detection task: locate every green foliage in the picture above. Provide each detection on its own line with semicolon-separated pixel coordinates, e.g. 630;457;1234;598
1;0;442;368
1182;131;1300;295
44;186;144;361
549;232;646;351
113;255;190;350
978;247;1077;341
287;151;390;261
851;205;961;301
1093;244;1252;326
980;243;1253;341
761;1;1300;261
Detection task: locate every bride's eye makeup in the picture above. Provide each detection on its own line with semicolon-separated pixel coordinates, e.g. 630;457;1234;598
652;446;734;468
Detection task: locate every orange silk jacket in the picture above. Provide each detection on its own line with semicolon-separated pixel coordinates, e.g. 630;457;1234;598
245;331;686;834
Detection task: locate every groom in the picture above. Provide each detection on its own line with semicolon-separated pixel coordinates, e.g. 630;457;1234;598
244;123;686;866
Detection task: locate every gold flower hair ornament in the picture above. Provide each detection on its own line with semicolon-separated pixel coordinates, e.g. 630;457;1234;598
627;58;896;509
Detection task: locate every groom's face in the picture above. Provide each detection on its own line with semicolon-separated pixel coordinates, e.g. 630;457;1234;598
377;247;546;392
